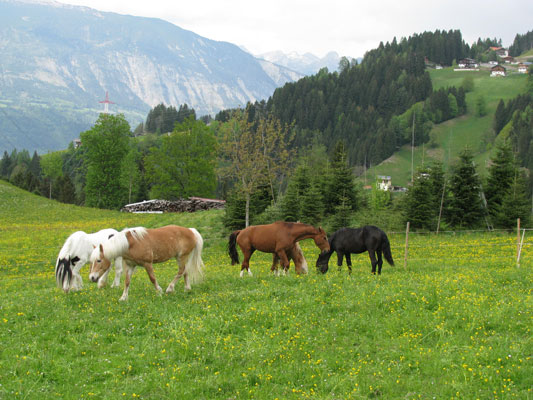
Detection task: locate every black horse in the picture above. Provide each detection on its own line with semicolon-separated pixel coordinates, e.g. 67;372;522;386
316;226;394;275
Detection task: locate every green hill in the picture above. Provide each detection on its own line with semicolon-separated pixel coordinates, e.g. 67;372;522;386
367;67;528;187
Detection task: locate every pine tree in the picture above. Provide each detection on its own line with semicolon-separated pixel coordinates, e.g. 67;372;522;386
494;172;531;228
485;140;516;225
281;180;301;222
300;183;324;226
404;167;436;230
330;195;353;232
281;163;311;221
447;149;485;228
324;141;359;215
493;99;507;134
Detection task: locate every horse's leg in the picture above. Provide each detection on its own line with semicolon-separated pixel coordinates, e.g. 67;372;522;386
98;267;110;288
143;263;163;295
275;249;290;276
376;249;383;275
71;256;87;291
119;263;136;301
166;255;188;293
240;248;255;277
336;251;344;271
271;254;280;276
345;253;353;274
111;256;123;288
368;250;378;275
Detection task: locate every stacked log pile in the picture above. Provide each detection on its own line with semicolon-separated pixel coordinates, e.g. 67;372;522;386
121;197;225;213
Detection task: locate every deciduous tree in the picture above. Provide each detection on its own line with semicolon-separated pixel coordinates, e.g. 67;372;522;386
145;117;216;200
81;114;131;209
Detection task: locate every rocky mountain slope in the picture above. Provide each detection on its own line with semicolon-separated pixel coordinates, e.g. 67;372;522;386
0;0;303;153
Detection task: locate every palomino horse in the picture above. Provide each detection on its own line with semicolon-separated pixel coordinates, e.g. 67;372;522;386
55;228;123;293
228;221;329;277
271;242;308;275
89;225;204;301
316;225;394;275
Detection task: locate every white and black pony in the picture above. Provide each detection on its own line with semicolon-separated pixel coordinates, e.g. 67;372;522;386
55;229;123;292
316;226;394;275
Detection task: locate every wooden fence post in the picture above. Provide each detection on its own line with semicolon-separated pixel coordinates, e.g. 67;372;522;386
517;218;520;266
404;221;410;269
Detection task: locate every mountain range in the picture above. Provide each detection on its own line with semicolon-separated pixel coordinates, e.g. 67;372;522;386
0;0;315;153
256;50;344;76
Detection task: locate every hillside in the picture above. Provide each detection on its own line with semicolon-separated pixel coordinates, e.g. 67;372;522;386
367;66;528;187
0;0;302;154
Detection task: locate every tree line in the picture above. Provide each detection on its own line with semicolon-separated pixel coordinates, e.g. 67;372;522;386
2;28;532;232
509;29;533;57
403;143;530;231
263;29;484;169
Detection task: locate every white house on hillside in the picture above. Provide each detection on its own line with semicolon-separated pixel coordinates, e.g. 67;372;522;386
490;65;506;77
458;58;479;68
377;175;392;191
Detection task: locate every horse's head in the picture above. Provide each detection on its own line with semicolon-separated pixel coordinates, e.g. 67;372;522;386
315;250;331;274
89;244;112;283
313;227;330;253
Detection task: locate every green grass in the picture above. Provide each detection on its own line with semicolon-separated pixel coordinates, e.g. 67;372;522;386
0;180;532;399
368;67;528;187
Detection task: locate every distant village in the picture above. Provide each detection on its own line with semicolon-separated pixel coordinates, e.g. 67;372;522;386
430;46;532;77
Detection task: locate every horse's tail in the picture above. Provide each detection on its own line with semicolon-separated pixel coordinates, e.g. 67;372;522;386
186;228;205;285
382;231;395;266
55;235;75;292
228;230;241;265
55;256;72;292
294;242;308;274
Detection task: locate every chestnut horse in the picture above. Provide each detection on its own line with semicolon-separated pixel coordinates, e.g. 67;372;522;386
89;225;204;301
271;242;308;276
228;221;329;277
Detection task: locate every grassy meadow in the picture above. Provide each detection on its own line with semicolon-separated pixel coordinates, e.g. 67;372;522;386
0;180;532;399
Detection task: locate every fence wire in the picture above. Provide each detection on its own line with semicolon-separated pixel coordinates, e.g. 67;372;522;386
1;227;532;272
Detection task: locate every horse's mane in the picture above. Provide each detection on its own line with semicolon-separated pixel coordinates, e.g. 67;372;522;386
90;228;145;262
57;231;87;260
122;226;148;241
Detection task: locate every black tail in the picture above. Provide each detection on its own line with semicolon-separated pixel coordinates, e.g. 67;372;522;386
55;257;73;291
228;230;241;265
382;232;395;266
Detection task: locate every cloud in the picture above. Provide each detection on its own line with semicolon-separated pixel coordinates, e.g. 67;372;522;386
57;0;533;58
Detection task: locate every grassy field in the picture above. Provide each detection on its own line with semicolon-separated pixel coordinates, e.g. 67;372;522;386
0;180;532;399
369;67;528;187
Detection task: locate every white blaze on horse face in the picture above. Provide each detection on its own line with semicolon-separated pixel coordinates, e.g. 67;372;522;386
89;251;112;282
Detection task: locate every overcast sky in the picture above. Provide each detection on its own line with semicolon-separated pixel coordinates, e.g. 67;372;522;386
56;0;533;58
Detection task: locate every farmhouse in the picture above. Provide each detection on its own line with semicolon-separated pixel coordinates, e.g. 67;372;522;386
457;58;479;69
489;46;508;57
490;64;506;77
518;63;528;74
377;175;392;191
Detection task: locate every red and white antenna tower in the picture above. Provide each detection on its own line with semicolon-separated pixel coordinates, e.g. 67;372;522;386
99;91;115;114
